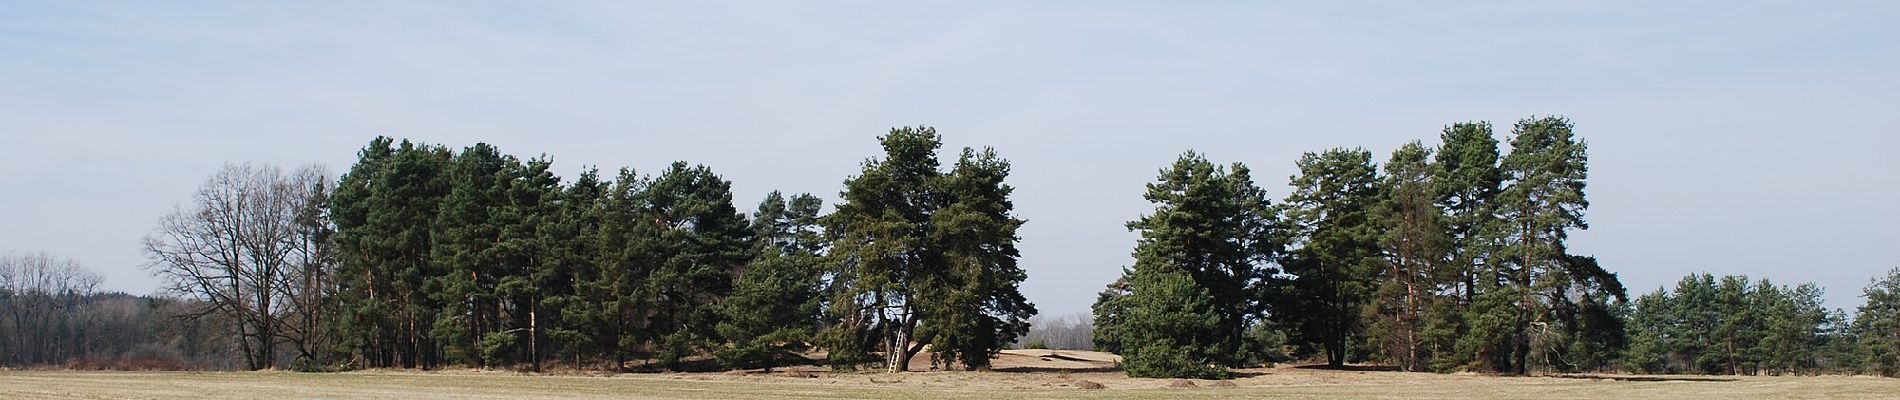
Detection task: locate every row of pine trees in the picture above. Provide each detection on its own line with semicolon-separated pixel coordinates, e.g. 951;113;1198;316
1093;116;1899;378
1622;273;1900;376
323;128;1032;372
142;119;1900;378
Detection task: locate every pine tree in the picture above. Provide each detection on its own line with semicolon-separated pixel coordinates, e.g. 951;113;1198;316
594;168;649;370
1114;151;1278;377
1820;308;1863;374
715;191;825;371
637;162;752;370
1089;270;1132;354
1367;141;1451;371
428;143;520;367
496;157;560;369
1712;276;1759;374
1622;289;1671;373
1757;280;1826;375
1855;268;1900;377
821;127;1036;372
1426;122;1504;371
1432;122;1503;305
921;148;1035;370
1282;148;1381;368
1456;284;1523;372
822;128;946;371
1420;294;1468;372
1489;116;1598;374
542;167;608;370
1118;269;1229;379
1551;255;1626;372
1782;283;1827;374
331;137;397;368
332;137;453;369
1671;273;1721;373
1624;273;1832;375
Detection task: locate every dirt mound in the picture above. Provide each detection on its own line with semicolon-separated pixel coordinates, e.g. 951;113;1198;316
1074;380;1106;389
62;357;185;371
1166;379;1197;388
990;349;1122;372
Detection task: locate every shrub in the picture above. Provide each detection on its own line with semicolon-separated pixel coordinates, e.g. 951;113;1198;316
1121;341;1230;379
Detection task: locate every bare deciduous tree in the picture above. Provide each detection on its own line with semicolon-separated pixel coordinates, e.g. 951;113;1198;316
142;163;335;370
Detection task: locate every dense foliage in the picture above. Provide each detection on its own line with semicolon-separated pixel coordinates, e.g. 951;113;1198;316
1618;271;1900;376
90;126;1037;372
7;119;1898;380
820;128;1035;372
304;128;1035;372
1098;116;1754;378
1100;152;1278;378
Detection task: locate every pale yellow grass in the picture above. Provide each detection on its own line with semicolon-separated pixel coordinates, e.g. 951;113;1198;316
0;358;1892;400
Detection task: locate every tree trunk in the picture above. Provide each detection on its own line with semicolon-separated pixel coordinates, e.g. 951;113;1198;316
238;320;258;370
471;271;482;369
1405;261;1419;372
905;330;934;370
258;280;275;370
1328;335;1345;368
1727;337;1736;375
1513;219;1534;376
530;297;540;372
897;313;927;371
407;311;418;369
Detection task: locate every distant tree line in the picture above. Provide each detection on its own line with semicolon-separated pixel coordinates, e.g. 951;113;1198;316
0;251;242;370
1622;271;1900;376
1015;313;1094;351
1091;116;1900;378
0;251;102;365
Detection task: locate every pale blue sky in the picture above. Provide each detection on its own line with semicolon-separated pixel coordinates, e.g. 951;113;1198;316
2;1;1896;316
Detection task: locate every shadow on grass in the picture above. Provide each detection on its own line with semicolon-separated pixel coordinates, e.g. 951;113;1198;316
1034;353;1102;363
1284;365;1741;382
992;366;1123;373
990;366;1276;380
1291;364;1403;372
620;355;829;374
1549;374;1739;382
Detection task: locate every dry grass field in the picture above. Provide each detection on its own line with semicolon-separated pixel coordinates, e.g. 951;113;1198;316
0;351;1891;400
